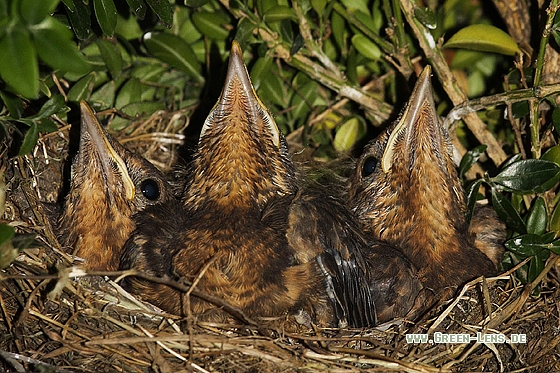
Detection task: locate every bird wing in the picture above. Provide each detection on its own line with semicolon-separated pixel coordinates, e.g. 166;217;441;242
286;188;377;327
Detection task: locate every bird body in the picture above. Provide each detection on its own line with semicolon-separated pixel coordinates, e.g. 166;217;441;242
122;42;334;323
122;41;422;327
59;101;174;270
348;66;503;293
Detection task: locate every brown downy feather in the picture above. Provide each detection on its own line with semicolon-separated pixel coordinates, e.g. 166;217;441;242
59;102;175;270
122;41;417;327
347;66;504;295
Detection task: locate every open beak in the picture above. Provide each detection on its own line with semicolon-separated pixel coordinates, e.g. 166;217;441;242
381;66;442;173
79;101;135;200
199;40;280;147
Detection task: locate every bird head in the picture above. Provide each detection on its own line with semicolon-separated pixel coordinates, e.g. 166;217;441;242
59;101;173;270
348;66;468;259
186;41;296;212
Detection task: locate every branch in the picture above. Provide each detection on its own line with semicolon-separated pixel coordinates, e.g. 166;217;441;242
400;0;508;166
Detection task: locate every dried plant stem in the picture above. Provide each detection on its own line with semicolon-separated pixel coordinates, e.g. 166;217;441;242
399;0;508;167
444;83;560;129
531;0;560;158
220;0;394;125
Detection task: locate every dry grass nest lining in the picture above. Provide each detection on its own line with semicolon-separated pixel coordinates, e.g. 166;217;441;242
1;110;560;372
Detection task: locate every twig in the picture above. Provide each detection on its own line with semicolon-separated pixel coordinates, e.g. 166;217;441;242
400;0;508;167
3;268;260;327
114;269;260;327
28;308;152;366
443;83;560;129
324;347;451;373
220;0;394;125
530;0;560;158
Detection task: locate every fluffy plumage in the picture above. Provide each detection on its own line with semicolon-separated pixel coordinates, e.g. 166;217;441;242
122;42;417;327
347;66;504;293
59;102;174;270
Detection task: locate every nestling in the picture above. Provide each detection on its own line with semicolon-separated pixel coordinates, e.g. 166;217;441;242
121;42;419;327
59;101;174;270
347;66;504;293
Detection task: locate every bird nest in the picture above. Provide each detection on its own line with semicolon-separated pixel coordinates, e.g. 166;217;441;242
1;110;559;372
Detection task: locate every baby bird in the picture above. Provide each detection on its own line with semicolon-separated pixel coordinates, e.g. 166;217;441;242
59;101;174;270
347;66;503;294
122;41;422;327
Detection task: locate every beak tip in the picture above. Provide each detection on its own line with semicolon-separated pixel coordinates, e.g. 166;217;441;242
80;100;96;122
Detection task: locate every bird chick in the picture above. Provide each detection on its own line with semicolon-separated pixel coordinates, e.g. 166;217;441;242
347;66;503;293
59;101;174;270
122;41;413;327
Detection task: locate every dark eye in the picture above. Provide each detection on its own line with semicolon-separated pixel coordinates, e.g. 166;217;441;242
361;156;378;177
140;179;160;200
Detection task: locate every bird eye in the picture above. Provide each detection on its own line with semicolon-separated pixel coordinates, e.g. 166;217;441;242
361;156;378;177
140;179;160;201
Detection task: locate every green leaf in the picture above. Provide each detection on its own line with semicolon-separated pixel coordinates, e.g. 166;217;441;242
34;95;67;119
491;159;560;193
145;0;173;27
96;39;123;78
260;71;288;107
331;11;346;51
0;224;15;246
459;144;487;179
116;77;142;108
491;186;526;233
118;101;165;118
20;0;60;25
90;80;116;110
501;153;522;169
263;5;297;23
526;197;548;236
192;12;230;40
505;234;557;256
549;240;560;255
290;33;305;56
115;13;143;40
256;0;278;18
414;7;437;30
333;117;365;152
125;0;146;19
290;80;318;120
553;107;560;136
233;18;254;48
351;34;381;61
527;254;546;283
464;179;484;224
64;0;92;40
37;118;59;133
31;17;91;74
311;0;327;14
511;101;529;119
12;233;38;251
541;145;560;165
250;56;273;91
551;202;560;238
184;0;211;7
143;32;204;83
19;122;39;155
0;25;39;98
0;224;17;270
67;72;96;101
93;0;118;37
0;91;24;118
444;24;521;56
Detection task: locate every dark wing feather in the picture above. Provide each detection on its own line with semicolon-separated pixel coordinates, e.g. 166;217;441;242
287;188;377;327
119;200;185;313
